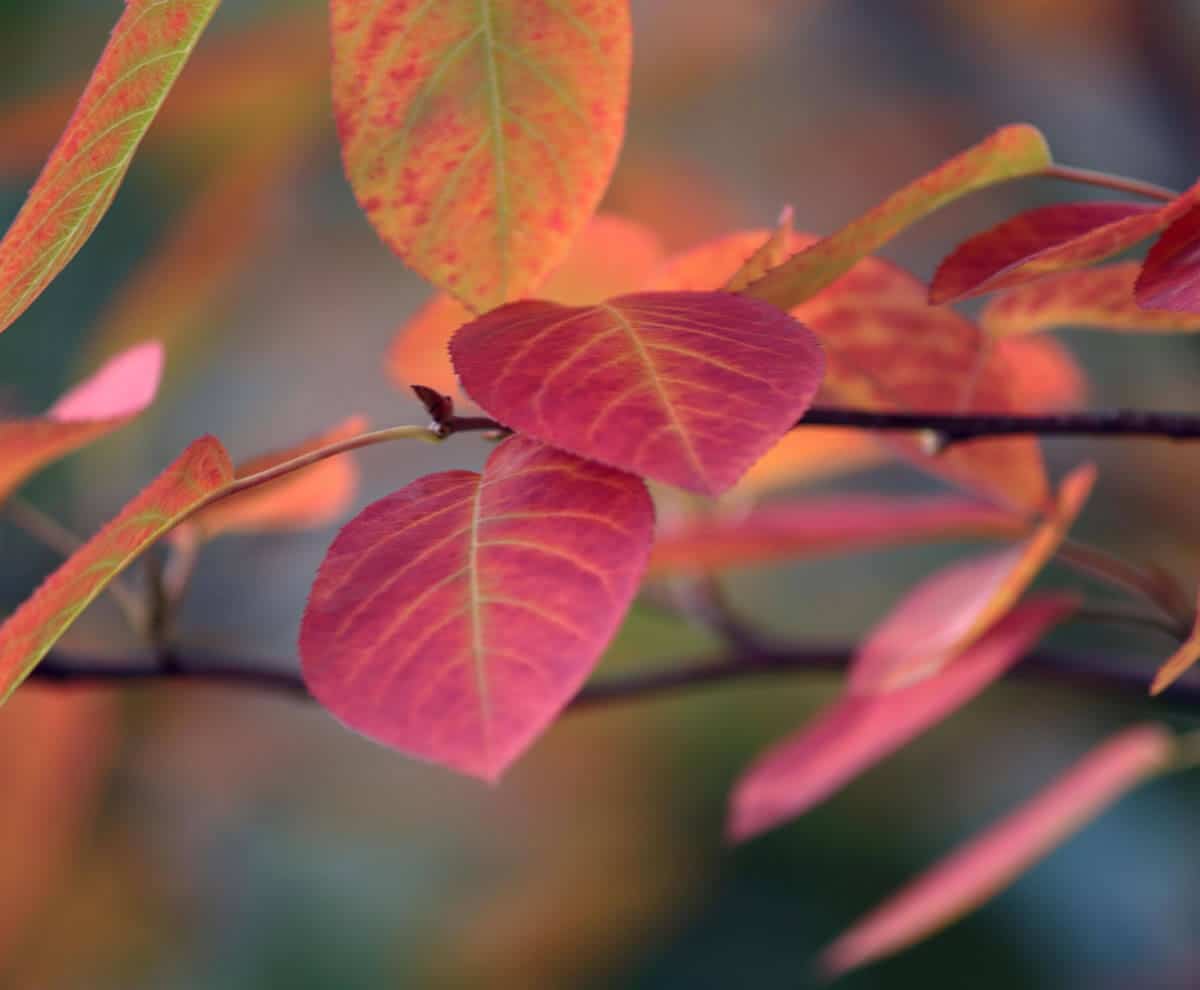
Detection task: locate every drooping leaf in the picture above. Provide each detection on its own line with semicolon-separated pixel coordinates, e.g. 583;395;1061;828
0;437;233;703
982;263;1200;335
331;0;632;311
820;724;1175;977
849;464;1094;693
388;214;663;398
300;434;655;780
0;342;164;504
727;597;1075;841
1150;591;1200;694
648;496;1023;576
173;416;368;543
450;291;825;495
929;195;1199;304
730;428;886;499
742;124;1052;310
0;0;223;336
1135;202;1200;313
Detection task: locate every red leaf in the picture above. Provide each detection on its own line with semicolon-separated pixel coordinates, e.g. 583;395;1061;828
0;437;234;703
648;496;1023;576
331;0;632;311
1135;202;1200;313
930;197;1196;304
727;597;1075;841
821;724;1175;976
450;291;825;495
0;0;221;336
0;342;164;503
300;435;655;781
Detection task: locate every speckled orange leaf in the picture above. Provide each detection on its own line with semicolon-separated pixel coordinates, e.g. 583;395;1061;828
648;495;1023;576
388;214;663;398
173;416;368;544
821;724;1175;976
1150;591;1200;694
849;464;1094;693
980;262;1200;335
930;193;1200;304
0;0;222;336
743;124;1052;310
0;436;233;703
450;291;825;495
332;0;632;311
300;435;655;780
0;342;164;504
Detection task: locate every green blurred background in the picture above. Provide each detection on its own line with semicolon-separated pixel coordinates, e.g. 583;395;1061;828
1;1;1200;986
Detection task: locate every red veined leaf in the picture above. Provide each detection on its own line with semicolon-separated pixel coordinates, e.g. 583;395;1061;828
849;464;1094;693
300;434;655;781
730;429;886;499
450;291;825;495
0;437;233;703
331;0;632;312
1150;591;1200;694
982;263;1200;335
727;596;1075;841
742;124;1052;310
1135;202;1200;313
929;194;1199;304
172;415;368;543
648;496;1023;576
0;0;222;336
388;214;663;399
0;342;164;504
820;724;1175;977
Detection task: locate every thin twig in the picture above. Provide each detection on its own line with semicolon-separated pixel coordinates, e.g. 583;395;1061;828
1042;164;1178;203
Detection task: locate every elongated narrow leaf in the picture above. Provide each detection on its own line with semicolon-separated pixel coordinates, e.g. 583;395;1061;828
174;416;368;543
850;464;1093;693
648;496;1023;576
0;437;233;703
742;125;1052;310
821;724;1175;977
930;195;1198;304
727;597;1075;841
389;214;663;398
301;435;654;780
1150;591;1200;694
982;263;1200;335
332;0;632;311
722;205;794;292
451;291;825;495
0;342;164;503
730;429;886;499
1135;202;1200;313
0;0;222;336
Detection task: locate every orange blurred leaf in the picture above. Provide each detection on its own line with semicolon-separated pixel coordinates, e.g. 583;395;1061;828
1150;591;1200;694
0;0;222;336
723;205;794;292
331;0;632;311
0;437;233;703
730;428;885;498
821;724;1175;977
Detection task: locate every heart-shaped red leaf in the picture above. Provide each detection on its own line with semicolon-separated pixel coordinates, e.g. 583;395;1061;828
1135;202;1200;313
300;435;655;780
450;291;825;495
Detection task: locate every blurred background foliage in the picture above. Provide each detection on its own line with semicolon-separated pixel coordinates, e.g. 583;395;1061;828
1;1;1200;986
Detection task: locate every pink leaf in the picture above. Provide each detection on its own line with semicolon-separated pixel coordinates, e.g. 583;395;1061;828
300;435;655;781
727;597;1076;841
1135;202;1200;313
450;290;825;495
47;341;163;421
821;724;1176;977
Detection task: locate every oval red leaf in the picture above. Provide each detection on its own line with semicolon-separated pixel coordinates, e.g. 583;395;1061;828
450;291;825;495
300;434;655;780
1135;202;1200;313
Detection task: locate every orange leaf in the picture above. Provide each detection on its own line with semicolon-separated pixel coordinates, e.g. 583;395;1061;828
849;464;1094;693
821;724;1175;977
0;342;164;504
1150;591;1200;694
743;124;1052;310
388;214;663;398
175;416;368;542
722;205;794;292
988;335;1087;409
648;495;1023;576
0;0;222;336
982;263;1200;336
0;437;233;703
730;428;885;499
331;0;632;311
